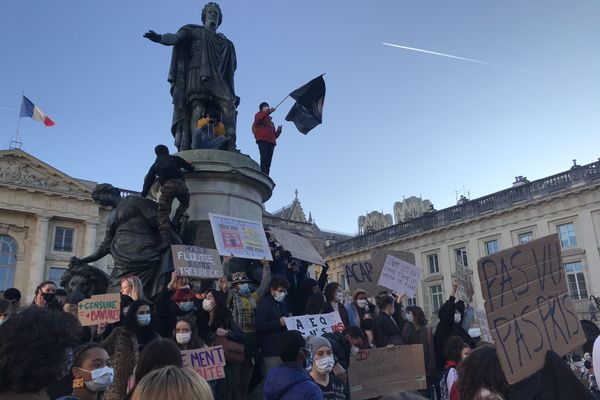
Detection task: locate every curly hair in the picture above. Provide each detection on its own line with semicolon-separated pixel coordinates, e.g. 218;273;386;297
201;2;222;27
0;307;82;393
457;345;508;400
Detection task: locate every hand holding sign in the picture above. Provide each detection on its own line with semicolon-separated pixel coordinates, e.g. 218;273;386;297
377;255;422;298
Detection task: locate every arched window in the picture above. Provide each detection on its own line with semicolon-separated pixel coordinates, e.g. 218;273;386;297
0;235;17;291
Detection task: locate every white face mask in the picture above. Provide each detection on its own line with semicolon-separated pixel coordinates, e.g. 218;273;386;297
356;299;368;308
406;313;414;322
80;366;114;392
335;291;344;302
350;345;359;356
176;332;192;344
454;312;462;324
315;355;335;374
137;314;151;326
274;291;287;303
575;361;585;368
202;299;215;312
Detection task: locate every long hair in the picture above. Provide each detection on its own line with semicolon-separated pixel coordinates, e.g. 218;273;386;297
122;276;146;301
123;299;156;346
324;282;341;303
172;316;206;350
306;293;326;315
406;306;427;327
457;345;508;400
198;289;231;332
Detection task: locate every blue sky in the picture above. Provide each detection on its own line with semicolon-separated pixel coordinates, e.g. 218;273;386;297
1;1;599;234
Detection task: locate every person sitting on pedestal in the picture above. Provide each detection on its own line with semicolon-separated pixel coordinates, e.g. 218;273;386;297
141;144;194;247
192;112;231;150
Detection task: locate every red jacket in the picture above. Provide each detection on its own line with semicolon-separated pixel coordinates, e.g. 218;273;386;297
253;110;281;145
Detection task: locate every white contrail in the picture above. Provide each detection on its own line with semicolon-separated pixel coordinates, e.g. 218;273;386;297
382;42;497;66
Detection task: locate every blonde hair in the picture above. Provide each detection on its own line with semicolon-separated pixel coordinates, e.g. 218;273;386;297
122;276;146;301
131;366;213;400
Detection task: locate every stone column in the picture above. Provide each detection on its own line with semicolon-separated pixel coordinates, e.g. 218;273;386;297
28;215;50;300
84;220;98;257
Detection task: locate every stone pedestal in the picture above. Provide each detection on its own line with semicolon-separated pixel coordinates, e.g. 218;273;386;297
177;150;274;249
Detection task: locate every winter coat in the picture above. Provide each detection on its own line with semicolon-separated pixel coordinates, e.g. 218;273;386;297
264;362;324;400
256;295;288;357
253;110;281;144
102;326;140;400
434;295;476;371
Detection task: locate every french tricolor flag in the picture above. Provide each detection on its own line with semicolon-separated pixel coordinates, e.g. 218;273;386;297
20;96;55;127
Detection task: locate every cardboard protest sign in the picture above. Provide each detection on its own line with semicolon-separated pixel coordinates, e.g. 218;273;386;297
477;234;586;384
348;345;426;399
455;261;474;303
172;245;223;279
378;255;422;298
268;227;325;266
181;345;226;381
345;249;416;295
209;213;273;261
284;312;344;336
78;293;120;326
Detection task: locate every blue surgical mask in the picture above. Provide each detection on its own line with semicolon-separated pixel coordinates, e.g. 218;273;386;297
239;283;251;296
137;314;151;326
178;301;194;312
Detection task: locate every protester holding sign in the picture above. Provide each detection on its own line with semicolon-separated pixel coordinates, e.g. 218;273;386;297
323;283;350;329
434;281;476;375
306;336;346;400
102;300;158;400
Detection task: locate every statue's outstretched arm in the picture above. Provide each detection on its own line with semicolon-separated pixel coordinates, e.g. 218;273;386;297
143;30;182;46
72;247;110;266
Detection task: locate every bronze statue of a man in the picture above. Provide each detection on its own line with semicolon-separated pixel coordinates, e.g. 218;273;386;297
144;2;239;152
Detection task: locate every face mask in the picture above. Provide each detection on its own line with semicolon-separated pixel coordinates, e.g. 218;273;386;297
137;314;151;326
202;299;215;312
335;291;344;302
43;292;56;303
176;332;192;344
454;312;462;324
239;283;251;296
315;355;335;374
178;301;194;312
357;299;368;308
303;349;313;370
274;291;287;303
81;366;114;392
575;361;584;368
350;345;359;356
406;313;414;322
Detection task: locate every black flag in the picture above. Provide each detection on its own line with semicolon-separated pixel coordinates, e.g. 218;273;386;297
285;75;325;134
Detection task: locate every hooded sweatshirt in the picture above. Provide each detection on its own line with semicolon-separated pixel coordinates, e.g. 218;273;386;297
264;362;324;400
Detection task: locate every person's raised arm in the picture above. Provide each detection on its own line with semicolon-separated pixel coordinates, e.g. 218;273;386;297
174;155;194;172
254;258;272;300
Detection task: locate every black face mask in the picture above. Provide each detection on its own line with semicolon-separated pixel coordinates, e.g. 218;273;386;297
43;292;57;303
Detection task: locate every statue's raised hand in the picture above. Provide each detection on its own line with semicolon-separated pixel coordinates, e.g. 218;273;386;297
144;30;162;43
69;256;83;267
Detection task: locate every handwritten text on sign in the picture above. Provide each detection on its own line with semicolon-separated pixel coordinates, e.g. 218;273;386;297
172;245;223;279
477;234;586;384
378;255;422;297
78;293;120;326
181;345;226;381
285;312;344;336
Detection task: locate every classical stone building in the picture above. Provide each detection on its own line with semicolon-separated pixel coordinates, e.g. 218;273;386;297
325;160;600;322
393;196;433;223
358;211;393;235
0;149;113;301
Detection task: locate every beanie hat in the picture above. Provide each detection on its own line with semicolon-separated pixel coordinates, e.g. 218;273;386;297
305;335;331;355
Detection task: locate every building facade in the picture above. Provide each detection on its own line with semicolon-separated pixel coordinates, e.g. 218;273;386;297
0;149;113;301
325;161;600;322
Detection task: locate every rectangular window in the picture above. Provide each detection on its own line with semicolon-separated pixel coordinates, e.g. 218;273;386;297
564;261;588;300
430;285;444;314
48;268;66;288
485;240;499;255
53;227;74;252
407;297;417;307
558;223;577;248
455;247;468;267
518;232;533;245
0;267;16;291
427;254;440;274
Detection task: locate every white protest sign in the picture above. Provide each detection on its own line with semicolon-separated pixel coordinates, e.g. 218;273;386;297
285;312;344;336
377;255;422;297
474;308;494;343
209;213;273;261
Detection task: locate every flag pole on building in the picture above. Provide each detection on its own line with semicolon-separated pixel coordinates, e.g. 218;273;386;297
9;93;24;149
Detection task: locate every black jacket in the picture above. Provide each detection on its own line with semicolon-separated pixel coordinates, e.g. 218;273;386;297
256;294;288;357
433;295;476;371
141;154;193;196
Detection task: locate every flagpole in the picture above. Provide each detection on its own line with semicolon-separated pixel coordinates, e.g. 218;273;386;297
10;94;23;149
272;95;290;111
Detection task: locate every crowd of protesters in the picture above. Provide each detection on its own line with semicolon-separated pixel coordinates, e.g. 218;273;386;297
0;244;599;400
